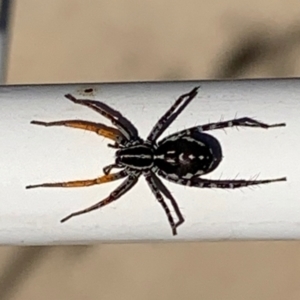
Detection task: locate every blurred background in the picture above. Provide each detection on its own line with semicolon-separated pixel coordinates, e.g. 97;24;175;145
1;0;300;299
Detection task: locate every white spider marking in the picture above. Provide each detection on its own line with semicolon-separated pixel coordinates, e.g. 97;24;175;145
183;173;194;179
195;170;204;176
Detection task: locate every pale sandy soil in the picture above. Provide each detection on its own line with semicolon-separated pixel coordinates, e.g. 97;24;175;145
1;1;300;299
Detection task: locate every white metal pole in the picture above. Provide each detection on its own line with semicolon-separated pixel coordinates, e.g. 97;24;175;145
0;79;295;245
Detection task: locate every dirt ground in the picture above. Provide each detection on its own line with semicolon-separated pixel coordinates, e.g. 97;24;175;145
1;1;300;299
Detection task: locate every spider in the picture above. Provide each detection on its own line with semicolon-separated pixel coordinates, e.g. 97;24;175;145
26;86;286;235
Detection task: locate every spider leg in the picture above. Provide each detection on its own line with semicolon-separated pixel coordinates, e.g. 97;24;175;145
159;117;286;145
144;172;178;235
158;170;286;188
61;173;139;222
150;171;185;229
107;142;122;149
30;119;126;144
174;117;285;138
190;177;287;188
103;163;124;175
26;170;128;189
198;117;286;131
65;94;139;141
147;86;199;142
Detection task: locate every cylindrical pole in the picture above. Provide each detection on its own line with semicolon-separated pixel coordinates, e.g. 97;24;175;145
0;79;294;244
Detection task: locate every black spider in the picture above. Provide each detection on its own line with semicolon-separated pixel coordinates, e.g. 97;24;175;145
26;87;286;235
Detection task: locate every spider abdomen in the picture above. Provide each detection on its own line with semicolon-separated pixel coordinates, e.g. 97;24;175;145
155;132;222;179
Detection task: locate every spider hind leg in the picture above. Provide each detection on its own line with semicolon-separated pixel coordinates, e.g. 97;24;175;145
190;176;287;189
158;170;286;189
199;117;286;132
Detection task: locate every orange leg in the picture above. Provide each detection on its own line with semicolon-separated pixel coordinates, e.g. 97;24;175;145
61;174;138;222
64;94;138;141
26;170;127;189
31;119;125;143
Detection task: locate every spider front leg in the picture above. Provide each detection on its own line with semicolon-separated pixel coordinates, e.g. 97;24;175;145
30;119;125;145
198;117;286;132
61;173;139;222
26;170;128;189
65;94;138;141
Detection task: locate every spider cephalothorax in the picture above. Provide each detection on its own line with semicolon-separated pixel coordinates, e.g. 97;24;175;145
26;87;286;235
